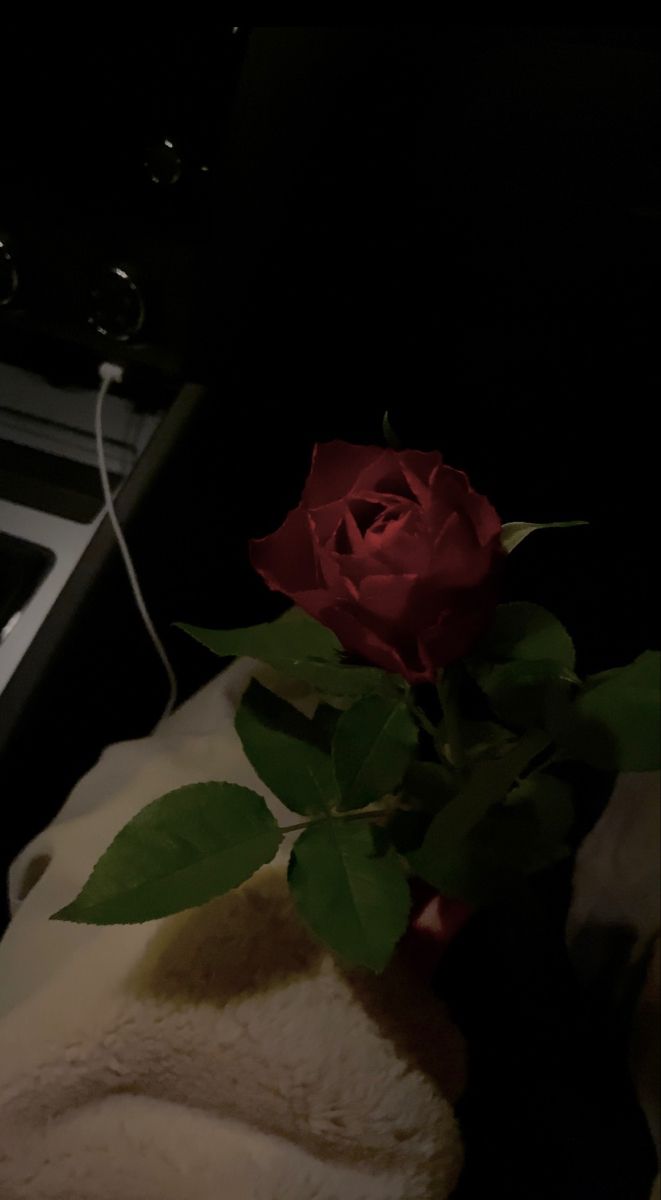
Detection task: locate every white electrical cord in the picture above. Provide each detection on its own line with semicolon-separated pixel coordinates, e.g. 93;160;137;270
95;362;178;725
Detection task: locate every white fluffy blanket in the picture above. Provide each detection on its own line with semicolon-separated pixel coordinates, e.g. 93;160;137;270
0;659;464;1200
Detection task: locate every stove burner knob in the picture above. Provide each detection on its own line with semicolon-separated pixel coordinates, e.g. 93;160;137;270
143;137;183;186
88;266;145;341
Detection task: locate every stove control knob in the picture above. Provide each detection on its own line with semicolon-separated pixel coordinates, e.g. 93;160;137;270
89;265;145;341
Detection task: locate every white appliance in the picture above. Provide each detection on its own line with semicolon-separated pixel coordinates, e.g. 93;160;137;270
0;362;162;696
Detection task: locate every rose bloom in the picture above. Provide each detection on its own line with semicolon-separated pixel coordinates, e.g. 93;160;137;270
250;441;503;684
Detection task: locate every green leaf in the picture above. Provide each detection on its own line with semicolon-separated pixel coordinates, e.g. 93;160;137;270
475;602;576;669
461;772;575;899
51;783;281;925
312;702;344;745
407;767;572;906
473;658;579;731
271;657;393;698
435;802;570;904
235;680;339;815
401;759;458;810
552;650;661;771
387;809;434;854
177;608;340;665
332;695;418;811
410;768;575;902
177;609;393;699
288;819;411;971
408;730;549;895
506;772;575;845
382;410;402;450
501;521;588;554
461;721;519;762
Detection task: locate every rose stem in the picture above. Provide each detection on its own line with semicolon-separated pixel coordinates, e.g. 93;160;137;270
280;809;390;835
438;670;466;772
410;702;439;740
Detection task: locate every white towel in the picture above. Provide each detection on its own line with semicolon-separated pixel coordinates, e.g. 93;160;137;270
0;660;464;1200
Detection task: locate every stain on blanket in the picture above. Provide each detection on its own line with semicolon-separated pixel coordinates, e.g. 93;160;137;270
343;958;467;1104
124;862;466;1107
125;866;324;1006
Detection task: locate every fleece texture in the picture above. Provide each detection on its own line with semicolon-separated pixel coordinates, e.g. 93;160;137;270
0;659;464;1200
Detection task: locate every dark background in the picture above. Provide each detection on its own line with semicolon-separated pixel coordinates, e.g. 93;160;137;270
1;25;659;1198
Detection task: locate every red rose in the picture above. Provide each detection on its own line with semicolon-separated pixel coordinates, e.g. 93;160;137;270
249;441;503;684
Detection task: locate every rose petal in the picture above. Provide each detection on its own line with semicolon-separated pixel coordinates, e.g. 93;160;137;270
429;512;498;589
427;466;474;525
323;545;389;588
356;455;418;501
314;545;369;607
308;500;346;542
335;504;367;554
345;497;388;537
367;511;430;574
357;573;420;626
249;507;322;593
453;484;502;548
429;465;502;548
316;604;415;678
398;449;444;506
363;509;410;557
302;442;385;507
354;449;444;508
417;585;500;673
468;497;502;548
358;489;417;509
315;542;343;589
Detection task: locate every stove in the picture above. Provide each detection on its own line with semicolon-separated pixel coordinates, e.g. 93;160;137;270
0;362;161;696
